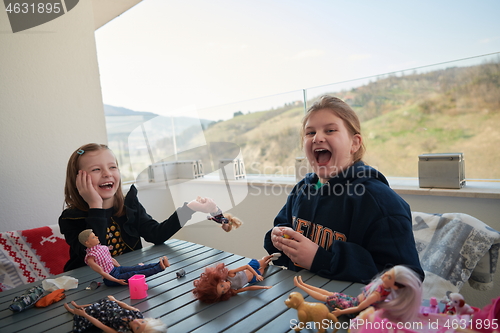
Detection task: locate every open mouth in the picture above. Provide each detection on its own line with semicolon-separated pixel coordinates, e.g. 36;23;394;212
99;182;114;189
314;148;332;165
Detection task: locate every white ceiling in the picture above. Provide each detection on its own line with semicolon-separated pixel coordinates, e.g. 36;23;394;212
92;0;143;30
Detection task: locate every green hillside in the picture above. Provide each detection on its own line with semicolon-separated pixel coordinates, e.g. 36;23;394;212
193;60;500;179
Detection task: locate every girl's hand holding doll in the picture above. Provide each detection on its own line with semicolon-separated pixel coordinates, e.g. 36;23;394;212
271;227;318;270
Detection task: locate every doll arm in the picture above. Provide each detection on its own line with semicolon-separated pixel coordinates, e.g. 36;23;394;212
86;257;127;285
71;308;119;333
234;285;272;294
112;258;120;267
229;264;263;282
332;291;381;317
107;296;139;312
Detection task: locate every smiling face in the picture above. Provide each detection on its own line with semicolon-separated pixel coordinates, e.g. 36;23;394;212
303;108;362;183
78;149;120;208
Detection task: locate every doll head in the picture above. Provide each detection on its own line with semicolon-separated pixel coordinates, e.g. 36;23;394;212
192;263;237;303
374;265;422;323
64;143;125;216
221;213;243;232
78;229;99;248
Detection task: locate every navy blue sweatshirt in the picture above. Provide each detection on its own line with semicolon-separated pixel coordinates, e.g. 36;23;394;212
264;161;424;283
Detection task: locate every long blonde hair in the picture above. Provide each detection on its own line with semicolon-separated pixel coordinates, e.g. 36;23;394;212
366;265;422;323
64;143;125;216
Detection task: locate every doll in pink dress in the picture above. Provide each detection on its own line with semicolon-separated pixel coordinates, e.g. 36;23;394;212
294;265;422;323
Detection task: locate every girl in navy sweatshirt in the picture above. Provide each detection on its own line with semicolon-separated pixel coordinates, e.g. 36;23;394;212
264;95;423;283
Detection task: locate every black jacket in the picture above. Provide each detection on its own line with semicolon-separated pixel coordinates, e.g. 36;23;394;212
59;185;194;271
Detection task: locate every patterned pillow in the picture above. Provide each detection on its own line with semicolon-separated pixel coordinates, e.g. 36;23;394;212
0;225;69;291
412;212;500;300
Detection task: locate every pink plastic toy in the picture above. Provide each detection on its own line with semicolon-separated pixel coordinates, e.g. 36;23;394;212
128;275;148;299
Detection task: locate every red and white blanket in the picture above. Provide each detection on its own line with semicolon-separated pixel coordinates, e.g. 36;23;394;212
0;225;69;292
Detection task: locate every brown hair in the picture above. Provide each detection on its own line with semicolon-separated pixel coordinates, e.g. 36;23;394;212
301;95;365;163
64;143;125;216
192;263;237;303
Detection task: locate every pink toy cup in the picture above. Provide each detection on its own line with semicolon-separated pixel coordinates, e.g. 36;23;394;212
129;274;148;299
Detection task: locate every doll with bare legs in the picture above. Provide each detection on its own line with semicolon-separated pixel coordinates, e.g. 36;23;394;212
192;254;279;303
294;265;422;323
64;295;167;333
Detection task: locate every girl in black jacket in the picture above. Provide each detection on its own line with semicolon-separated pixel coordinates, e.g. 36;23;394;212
59;143;216;271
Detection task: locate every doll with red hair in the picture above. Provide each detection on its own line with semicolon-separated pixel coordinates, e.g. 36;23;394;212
192;254;279;303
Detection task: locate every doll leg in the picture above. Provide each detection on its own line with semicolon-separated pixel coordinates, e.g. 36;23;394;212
256;255;274;274
107;296;139;312
293;276;333;302
112;263;163;281
294;276;334;297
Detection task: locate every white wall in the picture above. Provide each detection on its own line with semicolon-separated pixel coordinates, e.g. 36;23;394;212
0;1;108;232
136;181;500;308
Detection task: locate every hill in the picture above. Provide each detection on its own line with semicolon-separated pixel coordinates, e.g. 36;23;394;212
191;59;500;179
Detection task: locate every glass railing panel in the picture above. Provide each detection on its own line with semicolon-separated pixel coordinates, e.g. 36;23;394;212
305;54;500;179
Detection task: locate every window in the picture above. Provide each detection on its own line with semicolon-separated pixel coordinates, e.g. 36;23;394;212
105;54;500;183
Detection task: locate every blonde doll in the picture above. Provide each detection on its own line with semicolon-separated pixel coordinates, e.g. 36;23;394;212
294;265;422;323
64;295;167;333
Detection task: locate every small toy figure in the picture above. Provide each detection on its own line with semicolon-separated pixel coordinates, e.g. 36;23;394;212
79;229;170;286
285;291;338;333
207;205;243;232
64;295;167;333
294;265;422;323
192;254;277;303
447;293;475;315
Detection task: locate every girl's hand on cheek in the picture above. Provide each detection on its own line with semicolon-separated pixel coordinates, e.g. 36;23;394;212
280;229;318;270
76;171;103;209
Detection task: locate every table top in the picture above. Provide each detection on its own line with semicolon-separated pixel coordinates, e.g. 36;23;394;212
0;239;361;333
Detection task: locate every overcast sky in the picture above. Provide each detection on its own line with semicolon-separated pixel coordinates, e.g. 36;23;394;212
95;0;500;120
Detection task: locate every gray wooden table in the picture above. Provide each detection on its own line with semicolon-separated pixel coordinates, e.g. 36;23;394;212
0;239;361;332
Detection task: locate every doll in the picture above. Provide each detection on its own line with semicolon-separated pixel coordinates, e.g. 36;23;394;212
447;293;475;315
192;254;278;303
79;229;170;286
64;295;167;333
294;265;422;323
207;206;243;232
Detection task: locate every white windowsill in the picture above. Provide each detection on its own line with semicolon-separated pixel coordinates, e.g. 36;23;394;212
126;174;500;199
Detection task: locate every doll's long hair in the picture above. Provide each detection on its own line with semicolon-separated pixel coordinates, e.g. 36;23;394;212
143;317;168;333
192;263;237;303
367;265;422;323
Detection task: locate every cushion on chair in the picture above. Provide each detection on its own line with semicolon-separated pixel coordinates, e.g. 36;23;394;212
412;212;500;300
0;225;69;292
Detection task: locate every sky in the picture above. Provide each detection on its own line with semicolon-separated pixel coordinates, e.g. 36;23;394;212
95;0;500;121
